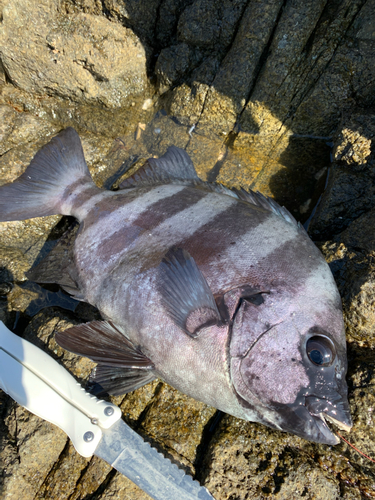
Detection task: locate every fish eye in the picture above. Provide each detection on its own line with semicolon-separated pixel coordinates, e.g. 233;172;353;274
306;336;335;367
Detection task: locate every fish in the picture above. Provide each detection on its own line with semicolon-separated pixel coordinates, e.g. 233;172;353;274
0;127;352;445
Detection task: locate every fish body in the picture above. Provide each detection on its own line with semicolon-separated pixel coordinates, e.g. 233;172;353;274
0;128;352;444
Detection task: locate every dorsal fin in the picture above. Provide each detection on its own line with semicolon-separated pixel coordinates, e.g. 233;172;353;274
120;145;302;230
234;188;301;229
119;146;199;188
196;182;302;230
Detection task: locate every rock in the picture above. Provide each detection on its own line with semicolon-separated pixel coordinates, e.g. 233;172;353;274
155;0;249;95
0;105;58;183
307;106;375;498
34;442;91;500
162;0;374;210
0;247;30;283
0;105;55;157
156;0;193;48
0;0;149;108
201;415;346;500
291;0;375;135
155;43;199;93
317;207;375;349
139;383;216;473
244;0;365;136
309;111;375;240
1;1;375;499
177;0;248;52
102;0;160;48
197;0;284;137
164;82;210;127
1;406;68;500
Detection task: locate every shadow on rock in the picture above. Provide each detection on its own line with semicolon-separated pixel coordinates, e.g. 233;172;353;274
309;110;375;241
269;135;332;224
0;265;15;328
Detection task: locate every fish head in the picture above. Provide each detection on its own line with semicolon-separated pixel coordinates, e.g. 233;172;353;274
228;284;352;445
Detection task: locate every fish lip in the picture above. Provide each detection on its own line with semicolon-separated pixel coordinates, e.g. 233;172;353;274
321;412;352;433
312;412;353;446
303;405;352;445
305;394;352;444
303;411;338;445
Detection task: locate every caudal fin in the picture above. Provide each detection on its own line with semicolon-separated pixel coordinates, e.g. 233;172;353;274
0;128;94;222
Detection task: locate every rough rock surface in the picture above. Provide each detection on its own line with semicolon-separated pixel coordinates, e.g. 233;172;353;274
0;0;149;108
0;0;375;499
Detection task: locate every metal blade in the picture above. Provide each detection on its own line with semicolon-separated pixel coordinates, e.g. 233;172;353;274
95;419;215;500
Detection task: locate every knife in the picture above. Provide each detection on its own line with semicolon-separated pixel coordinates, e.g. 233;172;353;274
0;321;215;500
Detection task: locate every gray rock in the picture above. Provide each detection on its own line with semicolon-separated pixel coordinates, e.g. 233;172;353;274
197;0;284;137
1;405;68;500
156;0;192;48
155;43;199;93
177;0;248;51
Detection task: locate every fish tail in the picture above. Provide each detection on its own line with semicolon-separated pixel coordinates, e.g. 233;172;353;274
0;127;95;222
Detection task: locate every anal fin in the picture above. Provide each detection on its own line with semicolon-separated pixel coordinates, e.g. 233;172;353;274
27;222;83;299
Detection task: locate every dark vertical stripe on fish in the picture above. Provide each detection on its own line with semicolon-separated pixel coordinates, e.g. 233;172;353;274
178;200;270;266
81;187;155;227
131;186;208;231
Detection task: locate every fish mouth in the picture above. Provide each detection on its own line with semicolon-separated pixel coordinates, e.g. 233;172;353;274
322;412;352;433
304;396;353;445
312;412;351;445
265;395;353;445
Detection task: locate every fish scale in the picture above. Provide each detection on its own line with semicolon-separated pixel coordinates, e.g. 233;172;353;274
0;127;352;445
76;187;237;306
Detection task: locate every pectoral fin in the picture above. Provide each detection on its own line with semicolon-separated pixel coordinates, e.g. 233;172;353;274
56;320;156;396
158;247;222;337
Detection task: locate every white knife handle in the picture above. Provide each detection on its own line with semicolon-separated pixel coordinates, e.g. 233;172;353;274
0;321;121;457
0;347;104;457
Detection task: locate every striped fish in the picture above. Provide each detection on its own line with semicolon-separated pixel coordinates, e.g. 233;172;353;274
0;128;352;444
